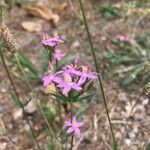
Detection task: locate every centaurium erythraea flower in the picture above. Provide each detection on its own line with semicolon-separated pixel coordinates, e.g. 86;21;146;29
77;70;97;85
42;73;62;87
116;35;130;42
42;33;64;47
69;66;97;85
57;80;82;95
65;116;84;137
53;49;65;61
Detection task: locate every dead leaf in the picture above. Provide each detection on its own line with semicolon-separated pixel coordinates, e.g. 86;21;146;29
25;4;60;24
21;21;42;32
43;83;56;95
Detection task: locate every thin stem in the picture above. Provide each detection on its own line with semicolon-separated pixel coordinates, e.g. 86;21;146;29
78;0;117;149
55;60;63;149
57;100;63;149
70;100;74;150
15;54;57;140
0;50;41;150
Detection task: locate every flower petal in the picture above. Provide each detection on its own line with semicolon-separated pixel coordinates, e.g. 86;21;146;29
77;121;84;127
53;77;62;84
65;121;72;127
63;85;71;95
72;116;77;123
67;127;74;134
74;127;81;137
42;76;51;87
72;83;82;91
78;76;87;85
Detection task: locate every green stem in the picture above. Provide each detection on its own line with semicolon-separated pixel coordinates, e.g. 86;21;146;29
78;0;117;149
70;100;74;150
57;100;63;149
0;50;41;150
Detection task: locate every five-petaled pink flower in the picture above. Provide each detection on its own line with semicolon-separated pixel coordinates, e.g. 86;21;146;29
53;49;66;61
77;70;97;85
65;116;84;137
116;35;130;42
42;73;62;87
57;80;82;95
42;34;64;47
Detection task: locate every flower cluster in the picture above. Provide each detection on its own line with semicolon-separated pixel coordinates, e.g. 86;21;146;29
42;33;64;47
42;35;97;96
41;34;97;137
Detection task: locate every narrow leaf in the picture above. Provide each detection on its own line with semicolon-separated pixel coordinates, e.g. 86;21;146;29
11;93;22;108
15;51;40;81
76;93;95;102
122;64;144;86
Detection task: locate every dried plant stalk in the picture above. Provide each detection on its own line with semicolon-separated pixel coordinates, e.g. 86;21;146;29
0;24;18;52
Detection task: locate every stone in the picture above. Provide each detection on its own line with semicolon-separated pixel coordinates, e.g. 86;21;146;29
13;109;23;120
24;100;37;114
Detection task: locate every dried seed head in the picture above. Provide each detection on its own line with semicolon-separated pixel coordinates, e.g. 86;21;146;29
0;24;18;52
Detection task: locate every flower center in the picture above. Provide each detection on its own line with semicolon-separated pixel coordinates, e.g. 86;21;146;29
72;121;77;127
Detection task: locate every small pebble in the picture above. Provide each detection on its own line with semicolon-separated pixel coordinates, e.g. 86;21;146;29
72;41;80;48
142;98;149;105
125;138;132;145
1;88;6;93
24;100;37;114
13;109;23;120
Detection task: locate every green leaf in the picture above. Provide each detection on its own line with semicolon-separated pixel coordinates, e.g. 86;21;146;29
40;49;51;74
15;51;40;81
122;64;145;86
106;52;137;64
11;93;23;108
27;131;39;140
46;140;61;150
47;143;55;150
50;92;67;102
112;140;118;150
11;93;30;108
76;93;95;102
42;105;56;121
100;4;121;19
146;143;150;150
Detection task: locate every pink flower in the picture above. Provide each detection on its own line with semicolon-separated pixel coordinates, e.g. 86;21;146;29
42;73;62;87
42;33;64;47
116;35;130;42
61;63;81;79
76;70;97;85
53;49;65;61
65;116;84;137
57;80;82;95
69;66;97;85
